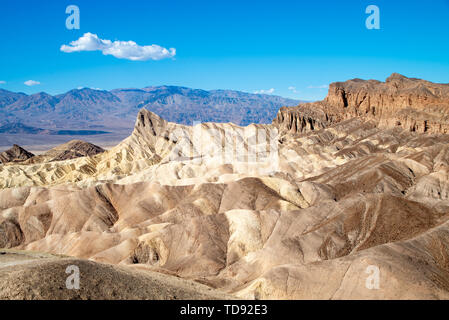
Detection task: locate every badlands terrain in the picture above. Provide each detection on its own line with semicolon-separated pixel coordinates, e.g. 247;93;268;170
1;73;449;299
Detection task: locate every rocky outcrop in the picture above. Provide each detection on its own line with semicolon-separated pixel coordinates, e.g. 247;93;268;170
274;102;336;134
48;140;105;162
0;145;34;164
274;73;449;134
24;140;105;164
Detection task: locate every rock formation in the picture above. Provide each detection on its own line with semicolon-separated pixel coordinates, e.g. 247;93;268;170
0;145;34;164
274;73;449;134
23;140;105;164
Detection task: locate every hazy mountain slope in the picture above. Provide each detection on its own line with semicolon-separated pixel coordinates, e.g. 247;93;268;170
0;123;50;134
0;89;26;106
0;86;300;131
7;92;59;116
113;86;301;125
0;122;109;136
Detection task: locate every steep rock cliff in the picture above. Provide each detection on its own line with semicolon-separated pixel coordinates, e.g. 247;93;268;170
274;73;449;134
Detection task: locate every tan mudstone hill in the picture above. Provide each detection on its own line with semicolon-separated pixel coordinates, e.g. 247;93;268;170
1;74;449;299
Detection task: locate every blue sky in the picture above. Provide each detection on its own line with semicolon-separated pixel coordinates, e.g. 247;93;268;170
0;0;448;100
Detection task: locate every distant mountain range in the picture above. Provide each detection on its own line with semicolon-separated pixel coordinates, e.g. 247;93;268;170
0;122;109;135
0;86;301;134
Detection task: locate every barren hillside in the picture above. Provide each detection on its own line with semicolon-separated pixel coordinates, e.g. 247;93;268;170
1;74;449;299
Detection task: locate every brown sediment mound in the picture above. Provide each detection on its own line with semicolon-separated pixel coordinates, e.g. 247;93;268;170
0;249;232;300
0;145;34;164
23;140;105;164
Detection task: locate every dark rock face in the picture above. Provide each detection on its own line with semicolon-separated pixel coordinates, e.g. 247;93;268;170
274;103;332;134
0;144;34;164
274;73;449;135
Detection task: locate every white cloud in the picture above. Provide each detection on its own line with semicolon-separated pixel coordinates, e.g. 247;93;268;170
307;84;329;89
288;86;298;93
254;88;275;94
61;33;176;61
24;80;40;86
0;81;6;85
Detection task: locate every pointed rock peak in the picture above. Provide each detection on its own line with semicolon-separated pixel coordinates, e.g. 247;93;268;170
12;144;25;150
135;108;168;136
136;108;166;123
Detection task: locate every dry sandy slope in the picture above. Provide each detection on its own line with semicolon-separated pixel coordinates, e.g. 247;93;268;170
0;249;232;300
